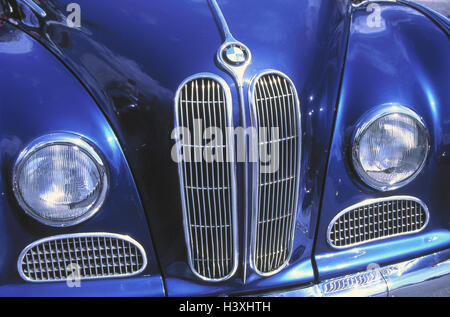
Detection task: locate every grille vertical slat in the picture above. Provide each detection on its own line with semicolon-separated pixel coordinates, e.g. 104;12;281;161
274;76;287;269
328;197;429;249
251;71;301;275
18;233;146;282
208;80;218;279
175;75;237;281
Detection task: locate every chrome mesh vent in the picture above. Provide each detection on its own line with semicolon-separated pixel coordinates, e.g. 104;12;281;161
18;233;147;282
175;74;237;281
250;71;301;275
328;197;429;248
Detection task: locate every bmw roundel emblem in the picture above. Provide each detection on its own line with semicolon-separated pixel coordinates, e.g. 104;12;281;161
223;44;248;66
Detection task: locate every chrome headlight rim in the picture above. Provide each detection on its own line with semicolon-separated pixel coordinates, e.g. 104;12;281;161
12;132;109;227
351;105;430;192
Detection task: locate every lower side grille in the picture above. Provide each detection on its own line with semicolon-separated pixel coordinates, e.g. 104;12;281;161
18;233;147;282
328;197;429;248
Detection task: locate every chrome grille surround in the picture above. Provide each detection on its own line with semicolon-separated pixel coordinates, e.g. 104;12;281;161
18;233;147;282
174;73;238;281
328;196;429;249
249;70;302;276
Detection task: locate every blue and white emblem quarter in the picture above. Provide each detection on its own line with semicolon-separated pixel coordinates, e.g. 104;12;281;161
225;46;245;63
223;44;248;65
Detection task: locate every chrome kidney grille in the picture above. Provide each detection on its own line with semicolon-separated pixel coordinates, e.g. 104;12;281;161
175;74;238;281
18;233;147;282
328;197;429;248
249;71;301;275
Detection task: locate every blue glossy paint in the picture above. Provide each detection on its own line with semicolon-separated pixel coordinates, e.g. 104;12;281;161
0;276;164;297
314;3;450;281
0;0;447;296
399;0;450;34
0;22;163;296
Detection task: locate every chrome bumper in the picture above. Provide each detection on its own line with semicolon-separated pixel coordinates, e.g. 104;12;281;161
263;249;450;297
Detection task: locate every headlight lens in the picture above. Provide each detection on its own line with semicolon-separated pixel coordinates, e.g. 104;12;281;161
352;106;429;191
13;133;108;226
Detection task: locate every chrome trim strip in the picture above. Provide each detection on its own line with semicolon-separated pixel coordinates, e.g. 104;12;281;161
21;0;47;18
208;0;252;282
352;0;397;8
12;133;109;227
327;196;430;249
207;0;233;41
255;249;450;297
351;104;430;191
248;70;302;276
174;73;238;282
17;233;148;283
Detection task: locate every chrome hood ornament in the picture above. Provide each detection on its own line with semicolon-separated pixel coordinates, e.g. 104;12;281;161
208;0;252;87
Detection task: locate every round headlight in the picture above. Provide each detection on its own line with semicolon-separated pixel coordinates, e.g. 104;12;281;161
352;106;429;191
13;133;108;227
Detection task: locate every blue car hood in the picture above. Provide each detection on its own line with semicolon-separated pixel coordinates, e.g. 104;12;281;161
6;0;351;295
